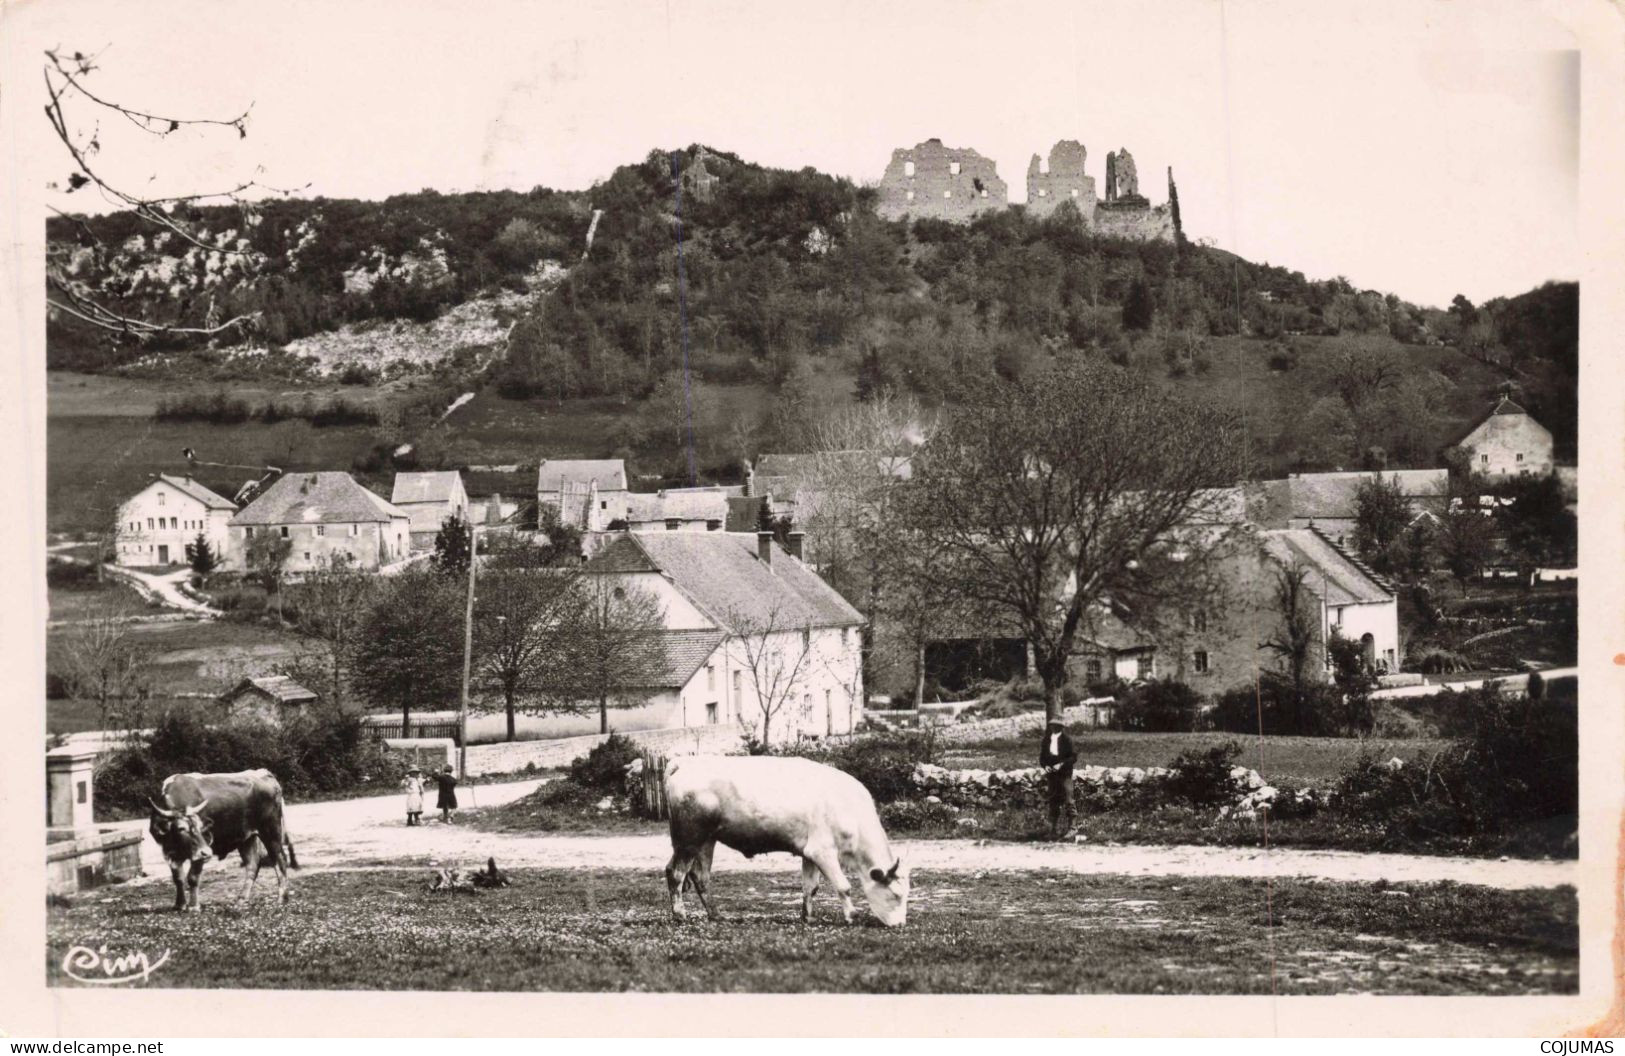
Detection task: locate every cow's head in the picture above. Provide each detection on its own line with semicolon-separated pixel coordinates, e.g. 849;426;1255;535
861;857;911;927
148;798;212;863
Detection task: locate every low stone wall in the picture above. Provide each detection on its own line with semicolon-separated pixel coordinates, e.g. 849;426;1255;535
47;828;145;896
464;721;748;776
930;699;1113;745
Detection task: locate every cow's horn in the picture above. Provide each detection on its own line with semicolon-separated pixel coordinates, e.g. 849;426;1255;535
185;798;208;816
886;859;901;882
149;798;177;818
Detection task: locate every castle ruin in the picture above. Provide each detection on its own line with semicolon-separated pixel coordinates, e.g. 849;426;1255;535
874;139;1008;223
878;138;1177;243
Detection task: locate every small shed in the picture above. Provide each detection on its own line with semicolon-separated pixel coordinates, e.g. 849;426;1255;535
218;675;319;723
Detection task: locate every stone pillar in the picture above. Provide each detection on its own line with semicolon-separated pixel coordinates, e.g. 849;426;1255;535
46;744;100;831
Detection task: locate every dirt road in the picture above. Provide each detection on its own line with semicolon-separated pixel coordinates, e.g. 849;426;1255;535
111;778;1577;891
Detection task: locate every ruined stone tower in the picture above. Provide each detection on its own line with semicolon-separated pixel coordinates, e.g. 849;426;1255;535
875;138;1008;222
1025;140;1096;222
1104;148;1142;204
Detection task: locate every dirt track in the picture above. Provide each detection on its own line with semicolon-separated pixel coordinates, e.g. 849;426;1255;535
110;778;1577;892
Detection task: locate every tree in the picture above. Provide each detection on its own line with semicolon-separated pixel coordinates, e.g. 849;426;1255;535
185;532;218;584
1493;473;1576;584
432;513;472;576
286;552;373;708
1261;563;1319;710
1121;277;1154;331
245;532;293;619
564;579;666;734
537;503;584;565
1351;475;1413;575
726;604;819;745
1326;631;1378;735
1436;501;1496;591
56;604;153;732
475;564;587;741
900;359;1251;719
350;568;464;731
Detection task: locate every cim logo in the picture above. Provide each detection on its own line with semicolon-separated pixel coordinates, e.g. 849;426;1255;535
60;944;170;986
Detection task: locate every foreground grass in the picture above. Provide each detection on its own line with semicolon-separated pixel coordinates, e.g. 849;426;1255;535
46;868;1575;994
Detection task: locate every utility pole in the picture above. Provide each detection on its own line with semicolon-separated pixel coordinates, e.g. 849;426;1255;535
457;524;478;780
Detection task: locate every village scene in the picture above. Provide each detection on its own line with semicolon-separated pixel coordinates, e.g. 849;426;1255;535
34;4;1582;1001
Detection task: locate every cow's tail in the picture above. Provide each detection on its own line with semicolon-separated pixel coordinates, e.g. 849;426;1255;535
276;788;300;870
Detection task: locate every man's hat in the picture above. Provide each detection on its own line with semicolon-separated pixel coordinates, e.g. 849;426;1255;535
406;765;422;774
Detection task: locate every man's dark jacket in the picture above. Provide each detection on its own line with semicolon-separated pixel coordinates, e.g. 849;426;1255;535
1039;727;1078;777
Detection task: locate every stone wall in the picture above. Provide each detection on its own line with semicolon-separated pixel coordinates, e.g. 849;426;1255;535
47;828;145;896
875;139;1008;222
930;700;1111;745
464;720;749;776
1025;140;1097;222
1092;200;1176;242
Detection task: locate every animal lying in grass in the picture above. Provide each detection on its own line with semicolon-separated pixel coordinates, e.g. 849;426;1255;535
662;755;910;926
428;857;512;894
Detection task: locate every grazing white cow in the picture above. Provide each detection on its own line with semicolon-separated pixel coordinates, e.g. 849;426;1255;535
663;755;910;926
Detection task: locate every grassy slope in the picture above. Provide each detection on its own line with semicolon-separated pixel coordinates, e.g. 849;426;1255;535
46;868;1576;994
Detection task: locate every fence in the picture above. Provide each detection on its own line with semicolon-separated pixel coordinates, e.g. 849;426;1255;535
633;752;670;820
360;713;462;745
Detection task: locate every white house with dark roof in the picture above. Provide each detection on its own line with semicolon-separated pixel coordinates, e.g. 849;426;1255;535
116;473;238;568
537;459;628;531
391;470;469;550
1446;396;1555;479
227;471;410;573
583;530;866;744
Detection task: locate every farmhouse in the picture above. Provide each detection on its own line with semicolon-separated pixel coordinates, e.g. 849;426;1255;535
391;470;469;550
584;530;865;744
228;471;411;574
623;489;730;532
1446;396;1555;479
538;459;628;531
116;474;237;568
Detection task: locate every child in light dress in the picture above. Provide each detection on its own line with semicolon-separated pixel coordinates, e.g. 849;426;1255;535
401;765;426;826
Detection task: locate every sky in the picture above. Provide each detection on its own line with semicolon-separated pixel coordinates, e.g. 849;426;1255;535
14;0;1581;307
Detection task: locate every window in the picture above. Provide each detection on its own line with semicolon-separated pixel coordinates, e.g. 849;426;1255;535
1194;649;1210;674
1085;658;1103;682
1037;188;1048;197
157;493;165;506
1071;188;1080;197
245;526;254;538
1333;607;1343;626
601;501;608;510
732;670;741;698
943;190;952;198
665;518;681;531
280;526;290;539
706;519;721;531
147;518;154;530
1481;454;1489;464
706;664;715;692
979;189;988;198
1516;453;1524;462
1135;654;1152;680
905;189;915;202
171;517;178;529
903;160;915;177
316;525;326;537
948;161;961;175
350;524;358;536
706;702;718;725
304;552;311;561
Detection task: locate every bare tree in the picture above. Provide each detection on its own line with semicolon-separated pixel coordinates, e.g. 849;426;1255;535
726;604;819;745
900;359;1252;719
565;579;666;734
1261;563;1320;706
43;47;297;340
285;553;374;708
56;604;154;731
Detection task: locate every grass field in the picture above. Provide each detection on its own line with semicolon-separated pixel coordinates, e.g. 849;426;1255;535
940;729;1449;788
45;868;1576;994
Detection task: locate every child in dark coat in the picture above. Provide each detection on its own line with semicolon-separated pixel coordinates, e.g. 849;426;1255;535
433;765;459;824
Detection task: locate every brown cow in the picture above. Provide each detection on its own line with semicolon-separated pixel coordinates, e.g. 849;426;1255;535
148;769;298;912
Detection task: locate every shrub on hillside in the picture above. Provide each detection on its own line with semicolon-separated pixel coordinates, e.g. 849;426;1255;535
567;733;641;791
1111;679;1201;732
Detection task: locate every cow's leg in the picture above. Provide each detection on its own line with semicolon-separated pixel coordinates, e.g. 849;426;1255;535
800;857;822;922
665;851;693;920
807;847;854;924
185;859;205;913
689;841;718;922
238;839;263;904
270;838;291;904
169;863;187;912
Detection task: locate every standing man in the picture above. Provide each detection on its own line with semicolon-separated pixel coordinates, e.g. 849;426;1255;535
1039;718;1078;839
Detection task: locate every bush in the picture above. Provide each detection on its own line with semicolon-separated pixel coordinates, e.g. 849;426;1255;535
796;731;939;805
879;799;961;834
1208;678;1350;736
1111;678;1201;732
567;733;641;792
1165;741;1243;805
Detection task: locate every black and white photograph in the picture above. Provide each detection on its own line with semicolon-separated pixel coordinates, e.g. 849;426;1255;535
3;0;1621;1037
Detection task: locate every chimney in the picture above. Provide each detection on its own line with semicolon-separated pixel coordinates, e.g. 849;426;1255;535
786;531;805;561
757;531;774;565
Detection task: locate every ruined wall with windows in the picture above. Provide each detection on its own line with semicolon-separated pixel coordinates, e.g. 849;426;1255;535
1025;140;1097;222
875;139;1008;222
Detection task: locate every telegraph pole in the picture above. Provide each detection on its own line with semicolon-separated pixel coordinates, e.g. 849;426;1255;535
457;522;478;780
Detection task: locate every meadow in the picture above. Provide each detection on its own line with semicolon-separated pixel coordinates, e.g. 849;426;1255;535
46;867;1577;994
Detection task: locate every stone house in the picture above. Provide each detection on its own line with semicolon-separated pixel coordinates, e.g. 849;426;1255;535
116;474;237;568
228;472;411;574
1445;397;1555;479
875;139;1008;222
582;530;865;745
623;489;731;533
217;675;318;724
1243;469;1449;548
538;459;628;531
1070;525;1401;692
391;470;469;550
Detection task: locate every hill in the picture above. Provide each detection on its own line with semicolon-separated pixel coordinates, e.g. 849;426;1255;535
45;146;1578;529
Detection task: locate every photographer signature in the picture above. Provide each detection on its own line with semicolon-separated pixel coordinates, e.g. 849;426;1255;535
60;944;170;985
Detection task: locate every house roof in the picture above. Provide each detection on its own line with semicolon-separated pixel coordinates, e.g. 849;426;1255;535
1243;470;1448;527
1262;526;1394;606
1444;396;1544;450
220;675;317;704
230;472;408;526
154;474;238;511
625;490;729;524
391;471;463;505
585;531;864;631
632;629;726;689
537;459;626;493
